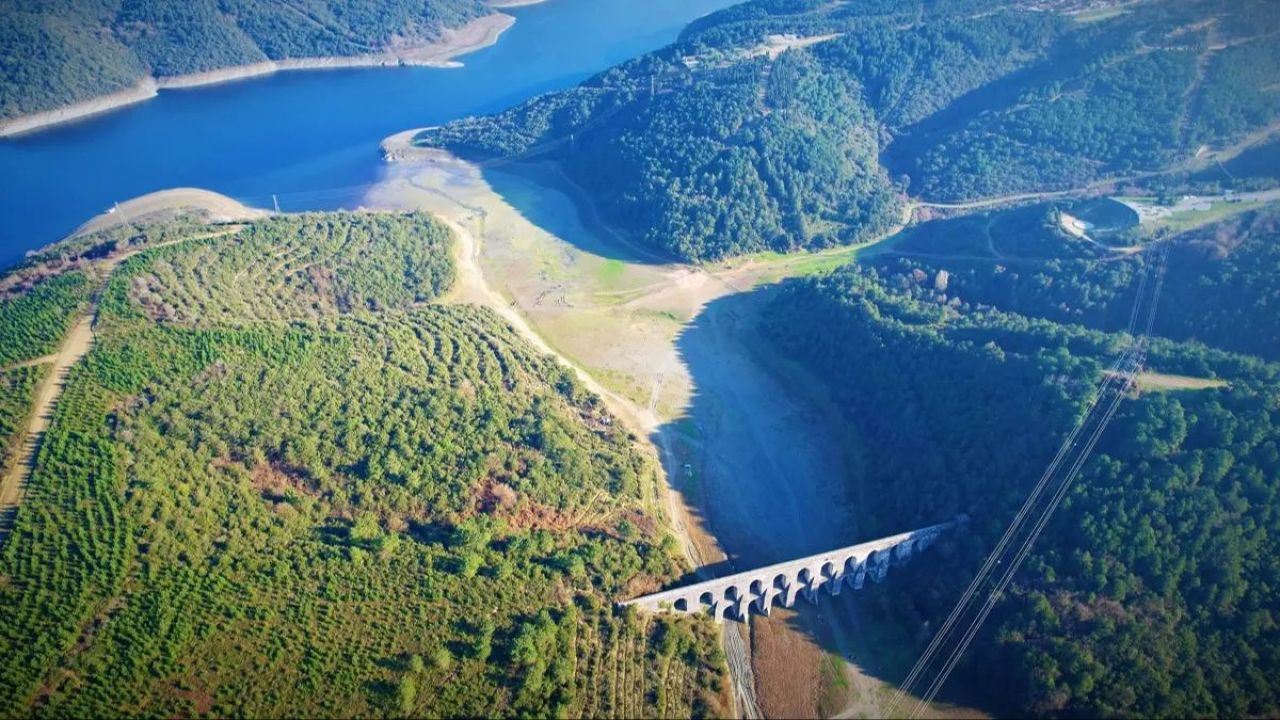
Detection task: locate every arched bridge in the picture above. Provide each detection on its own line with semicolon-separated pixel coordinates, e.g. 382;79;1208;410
622;518;963;622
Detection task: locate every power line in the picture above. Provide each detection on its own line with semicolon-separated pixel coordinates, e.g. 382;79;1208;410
910;247;1169;715
888;244;1168;717
887;261;1150;716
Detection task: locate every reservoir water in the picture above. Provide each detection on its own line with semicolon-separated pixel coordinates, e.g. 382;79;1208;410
0;0;737;270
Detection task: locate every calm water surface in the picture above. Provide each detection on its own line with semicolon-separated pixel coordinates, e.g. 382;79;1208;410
0;0;737;269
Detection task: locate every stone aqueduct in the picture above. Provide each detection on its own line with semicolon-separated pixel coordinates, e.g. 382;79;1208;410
622;518;963;622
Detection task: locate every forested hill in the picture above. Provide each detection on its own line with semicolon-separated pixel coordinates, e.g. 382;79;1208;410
421;0;1280;261
0;0;489;119
0;212;728;717
755;205;1280;716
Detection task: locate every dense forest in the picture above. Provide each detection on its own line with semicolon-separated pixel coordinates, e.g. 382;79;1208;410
755;203;1280;716
0;363;43;479
0;212;727;717
890;205;1280;362
0;0;489;119
421;0;1280;260
0;271;90;366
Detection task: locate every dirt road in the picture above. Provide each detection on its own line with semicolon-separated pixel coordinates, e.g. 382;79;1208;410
0;316;93;538
0;217;249;544
365;144;890;716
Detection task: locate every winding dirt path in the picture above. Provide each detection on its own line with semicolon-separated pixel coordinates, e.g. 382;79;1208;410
437;213;660;431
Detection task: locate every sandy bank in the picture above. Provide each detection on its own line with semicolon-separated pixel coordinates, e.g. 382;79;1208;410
0;12;516;138
0;80;159;138
70;188;268;238
380;127;447;163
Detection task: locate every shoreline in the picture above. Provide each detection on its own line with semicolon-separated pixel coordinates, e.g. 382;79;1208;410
0;12;517;139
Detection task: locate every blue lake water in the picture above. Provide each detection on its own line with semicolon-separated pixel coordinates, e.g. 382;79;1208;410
0;0;737;269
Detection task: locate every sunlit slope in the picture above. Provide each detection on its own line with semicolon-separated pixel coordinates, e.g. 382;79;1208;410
0;212;729;717
422;0;1280;260
0;0;489;119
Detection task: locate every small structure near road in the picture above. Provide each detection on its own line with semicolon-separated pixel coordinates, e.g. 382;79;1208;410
621;517;964;622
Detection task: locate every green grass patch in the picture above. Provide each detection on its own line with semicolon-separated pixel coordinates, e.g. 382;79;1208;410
1072;7;1128;23
596;258;627;288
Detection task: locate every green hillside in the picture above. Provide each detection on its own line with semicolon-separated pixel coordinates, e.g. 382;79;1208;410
421;0;1280;261
0;363;44;481
0;212;728;717
0;270;90;366
0;0;489;119
889;206;1280;362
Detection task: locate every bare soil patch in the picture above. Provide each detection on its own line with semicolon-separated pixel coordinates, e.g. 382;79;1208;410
752;611;824;718
360;143;967;718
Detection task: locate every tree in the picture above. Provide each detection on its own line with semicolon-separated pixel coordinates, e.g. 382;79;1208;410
397;675;417;714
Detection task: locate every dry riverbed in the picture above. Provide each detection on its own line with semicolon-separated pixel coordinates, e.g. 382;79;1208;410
11;143;971;717
366;137;971;718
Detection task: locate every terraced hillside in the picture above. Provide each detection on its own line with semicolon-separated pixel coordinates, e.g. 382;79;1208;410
104;213;454;325
0;212;728;717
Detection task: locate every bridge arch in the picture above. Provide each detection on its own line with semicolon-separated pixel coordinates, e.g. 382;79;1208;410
841;554;863;588
871;549;892;582
842;554;860;574
724;584;745;604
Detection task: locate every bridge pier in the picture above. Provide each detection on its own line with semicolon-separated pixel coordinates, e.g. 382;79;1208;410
893;538;915;565
871;553;890;583
713;601;728;622
801;581;815;604
782;581;800;608
829;569;845;595
756;588;781;616
850;561;867;589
